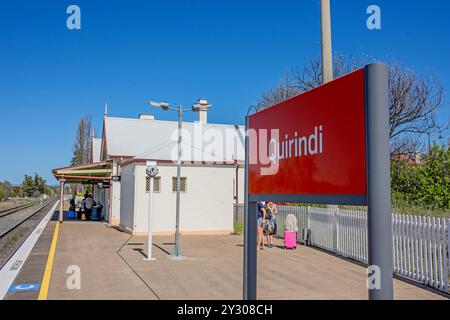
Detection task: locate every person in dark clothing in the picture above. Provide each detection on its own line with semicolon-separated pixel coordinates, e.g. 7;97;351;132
69;196;76;211
84;193;96;221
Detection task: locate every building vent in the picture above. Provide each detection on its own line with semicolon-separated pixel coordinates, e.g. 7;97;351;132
172;177;187;192
139;114;155;121
146;176;161;193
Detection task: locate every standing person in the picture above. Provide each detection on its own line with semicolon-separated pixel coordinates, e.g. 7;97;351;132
69;195;76;212
79;192;89;220
84;193;95;221
265;202;278;248
257;201;266;250
69;195;77;220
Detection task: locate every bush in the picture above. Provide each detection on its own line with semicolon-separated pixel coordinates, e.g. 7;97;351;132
234;222;244;235
391;145;449;211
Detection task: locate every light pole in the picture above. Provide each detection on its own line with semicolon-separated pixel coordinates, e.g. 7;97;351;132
149;99;212;258
321;1;337;214
320;0;333;84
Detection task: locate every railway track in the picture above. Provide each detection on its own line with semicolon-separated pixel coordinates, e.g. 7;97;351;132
0;199;57;269
0;201;40;219
0;200;55;239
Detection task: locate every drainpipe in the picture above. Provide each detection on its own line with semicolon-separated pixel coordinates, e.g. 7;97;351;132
235;162;239;204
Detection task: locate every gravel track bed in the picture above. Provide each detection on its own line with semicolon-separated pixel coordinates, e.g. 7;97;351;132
0;200;56;269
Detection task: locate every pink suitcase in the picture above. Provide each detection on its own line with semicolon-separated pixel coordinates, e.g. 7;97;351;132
284;231;297;250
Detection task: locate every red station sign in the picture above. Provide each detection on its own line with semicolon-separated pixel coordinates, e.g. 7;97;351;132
245;64;393;301
248;68;367;199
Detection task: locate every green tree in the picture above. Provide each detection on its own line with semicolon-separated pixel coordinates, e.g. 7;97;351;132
22;175;36;197
391;144;449;211
0;181;14;200
20;174;49;197
418;145;450;209
34;174;47;194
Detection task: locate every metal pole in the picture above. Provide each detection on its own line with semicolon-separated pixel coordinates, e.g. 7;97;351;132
365;63;393;300
145;176;155;261
321;0;337;212
320;0;333;84
243;116;257;300
174;106;183;257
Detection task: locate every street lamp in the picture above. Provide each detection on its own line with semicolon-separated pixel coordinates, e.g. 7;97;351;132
148;98;213;258
149;101;170;110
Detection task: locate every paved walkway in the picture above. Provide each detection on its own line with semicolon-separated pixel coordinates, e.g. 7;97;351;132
120;233;446;300
6;221;448;300
47;222;157;300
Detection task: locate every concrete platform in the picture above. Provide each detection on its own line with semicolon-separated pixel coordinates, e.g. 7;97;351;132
5;221;448;300
47;222;158;300
4;214;54;300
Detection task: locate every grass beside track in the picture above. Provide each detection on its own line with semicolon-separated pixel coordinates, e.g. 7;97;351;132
0;198;38;211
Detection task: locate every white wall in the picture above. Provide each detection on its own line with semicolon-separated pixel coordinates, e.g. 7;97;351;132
131;164;241;235
120;163;135;232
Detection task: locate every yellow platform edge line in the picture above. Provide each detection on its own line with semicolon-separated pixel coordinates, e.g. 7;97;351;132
38;221;60;300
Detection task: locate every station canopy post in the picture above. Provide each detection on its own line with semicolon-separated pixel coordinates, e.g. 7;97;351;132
59;179;66;224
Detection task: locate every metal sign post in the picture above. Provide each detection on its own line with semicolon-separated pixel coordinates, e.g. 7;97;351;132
365;64;393;300
243;63;393;300
144;161;158;261
243;116;257;300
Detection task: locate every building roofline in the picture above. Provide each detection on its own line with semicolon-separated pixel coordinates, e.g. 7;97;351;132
105;116;245;129
52;161;111;173
120;157;244;167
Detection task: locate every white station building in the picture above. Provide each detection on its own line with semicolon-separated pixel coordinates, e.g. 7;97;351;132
53;109;245;236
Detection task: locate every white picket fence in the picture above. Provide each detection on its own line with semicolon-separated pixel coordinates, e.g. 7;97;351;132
276;205;450;294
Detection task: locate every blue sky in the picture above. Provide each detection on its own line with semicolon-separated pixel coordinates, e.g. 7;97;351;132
0;0;449;185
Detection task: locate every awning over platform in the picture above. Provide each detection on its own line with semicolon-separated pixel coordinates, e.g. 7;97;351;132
52;162;112;184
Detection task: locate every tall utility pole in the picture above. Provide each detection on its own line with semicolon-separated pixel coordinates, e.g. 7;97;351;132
321;0;337;212
320;0;333;84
